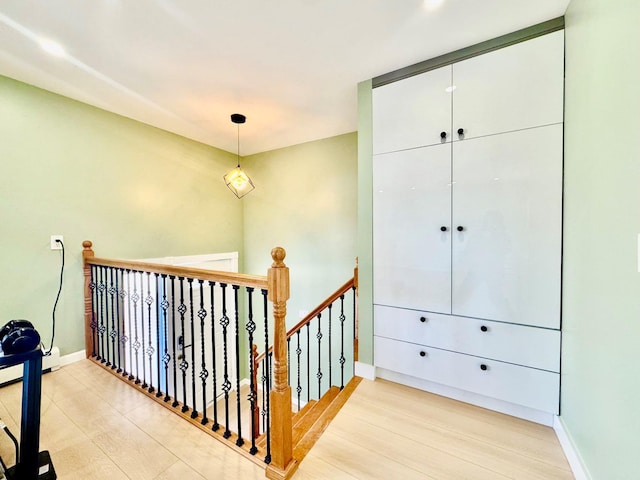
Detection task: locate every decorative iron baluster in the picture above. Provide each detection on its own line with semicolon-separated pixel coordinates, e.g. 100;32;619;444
296;330;301;412
139;271;147;387
352;285;357;376
117;269;127;376
198;280;208;425
131;271;141;384
262;288;271;464
126;269;134;380
287;337;291;386
306;321;310;403
97;266;106;362
232;285;243;447
155;273;162;397
161;274;170;401
339;293;346;390
107;267;116;367
188;279;198;418
261;357;266;434
209;281;219;431
145;272;155;393
219;283;231;439
316;313;323;398
89;265;97;357
328;303;332;388
170;276;179;406
246;287;258;455
178;277;189;413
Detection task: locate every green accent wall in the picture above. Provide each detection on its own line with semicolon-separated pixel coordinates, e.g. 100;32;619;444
357;80;374;365
0;75;244;356
562;0;640;478
242;133;358;331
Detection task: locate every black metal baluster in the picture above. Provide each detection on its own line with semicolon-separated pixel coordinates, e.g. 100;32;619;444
209;281;219;431
246;287;258;454
328;303;333;388
219;283;231;439
132;271;141;384
126;269;135;381
316;313;323;398
108;267;116;368
145;272;154;392
116;269;125;374
188;278;198;418
178;277;189;412
262;288;271;464
140;272;147;387
98;266;106;363
198;280;209;425
233;285;243;447
287;337;291;387
170;276;179;406
161;274;170;401
296;330;301;412
306;321;310;403
155;273;162;397
89;265;97;357
261;358;266;435
352;286;357;377
339;294;346;390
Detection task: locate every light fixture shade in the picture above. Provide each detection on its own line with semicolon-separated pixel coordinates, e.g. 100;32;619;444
224;166;255;198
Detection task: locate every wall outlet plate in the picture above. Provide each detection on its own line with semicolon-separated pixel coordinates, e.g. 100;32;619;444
50;235;64;250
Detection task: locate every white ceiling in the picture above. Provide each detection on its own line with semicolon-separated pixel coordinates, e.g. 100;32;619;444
0;0;569;155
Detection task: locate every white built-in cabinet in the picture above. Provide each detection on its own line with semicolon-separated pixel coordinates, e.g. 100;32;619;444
372;30;564;422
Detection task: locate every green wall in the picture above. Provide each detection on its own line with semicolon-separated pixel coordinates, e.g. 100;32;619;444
357;80;374;365
562;0;640;478
242;133;358;330
0;75;244;356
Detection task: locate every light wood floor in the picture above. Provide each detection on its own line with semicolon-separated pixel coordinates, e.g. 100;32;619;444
0;359;573;479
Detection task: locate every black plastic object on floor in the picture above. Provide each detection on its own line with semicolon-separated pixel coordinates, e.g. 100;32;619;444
0;322;56;480
4;450;56;480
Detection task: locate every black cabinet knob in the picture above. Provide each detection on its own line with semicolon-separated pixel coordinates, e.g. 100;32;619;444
440;131;447;139
420;316;427;323
457;226;464;232
420;351;426;357
457;128;464;135
480;364;488;371
480;325;488;332
440;226;448;232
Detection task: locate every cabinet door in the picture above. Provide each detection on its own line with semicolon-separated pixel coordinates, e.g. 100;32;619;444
452;30;564;141
373;144;451;313
373;65;452;154
451;124;563;328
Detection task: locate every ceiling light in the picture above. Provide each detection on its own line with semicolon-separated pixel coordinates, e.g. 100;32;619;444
38;37;66;57
424;0;445;11
223;113;255;199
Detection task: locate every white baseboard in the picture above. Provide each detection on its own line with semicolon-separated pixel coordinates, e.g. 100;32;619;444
354;361;376;380
0;346;61;386
60;349;86;366
553;416;591;480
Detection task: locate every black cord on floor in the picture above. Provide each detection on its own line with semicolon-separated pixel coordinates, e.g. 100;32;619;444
45;239;64;356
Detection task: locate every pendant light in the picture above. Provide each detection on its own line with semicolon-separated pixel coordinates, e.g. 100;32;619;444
223;113;255;198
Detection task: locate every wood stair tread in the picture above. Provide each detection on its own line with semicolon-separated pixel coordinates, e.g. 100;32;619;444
292;386;341;446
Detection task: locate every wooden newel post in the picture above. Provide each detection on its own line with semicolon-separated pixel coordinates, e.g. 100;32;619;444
82;240;95;358
266;247;298;480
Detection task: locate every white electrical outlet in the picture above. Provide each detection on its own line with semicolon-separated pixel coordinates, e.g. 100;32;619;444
50;235;64;250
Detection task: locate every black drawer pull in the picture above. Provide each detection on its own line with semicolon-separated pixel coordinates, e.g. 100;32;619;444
440;226;448;232
480;364;488;371
480;325;488;332
420;316;427;323
457;226;464;232
419;351;427;357
457;128;464;136
440;131;447;139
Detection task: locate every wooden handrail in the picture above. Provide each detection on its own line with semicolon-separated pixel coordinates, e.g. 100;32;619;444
255;277;355;366
86;256;268;289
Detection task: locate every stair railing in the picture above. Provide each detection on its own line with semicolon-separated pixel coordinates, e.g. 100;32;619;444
254;259;358;442
82;241;299;476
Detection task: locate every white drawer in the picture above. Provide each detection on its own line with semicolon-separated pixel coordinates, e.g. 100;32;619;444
374;336;559;414
374;305;560;372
